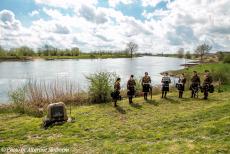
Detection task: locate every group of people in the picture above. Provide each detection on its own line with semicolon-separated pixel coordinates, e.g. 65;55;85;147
112;70;213;107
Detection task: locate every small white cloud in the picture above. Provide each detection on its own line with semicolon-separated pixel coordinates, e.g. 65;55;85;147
142;0;168;7
79;5;108;24
108;0;134;7
29;10;39;17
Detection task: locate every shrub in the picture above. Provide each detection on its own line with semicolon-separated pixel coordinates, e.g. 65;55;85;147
8;86;27;114
223;54;230;63
217;52;225;61
86;72;117;103
211;66;230;85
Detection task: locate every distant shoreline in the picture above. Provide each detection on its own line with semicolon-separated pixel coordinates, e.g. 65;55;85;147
0;55;143;61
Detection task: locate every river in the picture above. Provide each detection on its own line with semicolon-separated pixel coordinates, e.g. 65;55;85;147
0;56;191;103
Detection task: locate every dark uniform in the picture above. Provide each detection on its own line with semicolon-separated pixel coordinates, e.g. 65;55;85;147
113;81;121;107
142;76;151;100
190;75;201;98
161;76;171;98
177;77;186;98
127;79;136;103
203;74;213;99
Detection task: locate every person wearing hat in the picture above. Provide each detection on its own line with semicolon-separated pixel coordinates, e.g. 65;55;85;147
142;72;151;100
177;73;187;98
161;72;171;98
202;70;213;100
113;78;121;107
190;71;201;98
127;75;136;104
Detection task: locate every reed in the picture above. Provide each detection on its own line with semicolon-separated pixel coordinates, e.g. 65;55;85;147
8;79;88;117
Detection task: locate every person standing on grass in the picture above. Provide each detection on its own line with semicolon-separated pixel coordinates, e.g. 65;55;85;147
127;75;136;104
142;72;151;100
202;70;213;100
177;73;187;98
190;71;201;98
113;78;121;107
161;72;171;98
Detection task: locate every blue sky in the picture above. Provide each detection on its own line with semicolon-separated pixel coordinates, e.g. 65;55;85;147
0;0;229;52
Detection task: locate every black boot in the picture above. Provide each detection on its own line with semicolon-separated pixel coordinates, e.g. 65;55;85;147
129;97;133;104
114;101;117;107
144;93;146;100
191;91;194;98
164;92;167;98
204;92;208;100
161;92;164;98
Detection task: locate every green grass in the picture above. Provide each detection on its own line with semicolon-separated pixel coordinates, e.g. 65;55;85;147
170;63;229;74
1;91;230;153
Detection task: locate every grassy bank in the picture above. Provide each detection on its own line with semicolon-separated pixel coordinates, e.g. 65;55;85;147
0;91;230;153
169;63;230;75
165;63;230;91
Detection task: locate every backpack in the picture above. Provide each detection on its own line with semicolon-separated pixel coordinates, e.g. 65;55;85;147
111;92;114;98
209;85;214;93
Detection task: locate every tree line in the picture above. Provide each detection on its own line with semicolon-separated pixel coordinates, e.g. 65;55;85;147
0;41;139;58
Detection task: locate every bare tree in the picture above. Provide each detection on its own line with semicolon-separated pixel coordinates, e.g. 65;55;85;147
126;41;138;58
177;48;184;58
195;43;212;62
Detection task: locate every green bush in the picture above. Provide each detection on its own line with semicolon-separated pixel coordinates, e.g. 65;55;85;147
8;86;27;114
86;72;117;103
135;78;143;96
223;54;230;63
217;52;225;61
211;65;230;84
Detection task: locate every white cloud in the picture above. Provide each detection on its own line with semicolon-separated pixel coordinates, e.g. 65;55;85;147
1;0;230;53
108;0;134;7
142;9;169;20
0;10;21;30
79;5;108;24
142;0;168;7
29;10;39;17
43;8;63;19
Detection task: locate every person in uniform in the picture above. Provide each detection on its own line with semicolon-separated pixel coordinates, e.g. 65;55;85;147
190;71;201;98
127;75;136;104
142;72;151;100
177;73;186;98
161;72;171;98
113;78;121;107
202;70;213;100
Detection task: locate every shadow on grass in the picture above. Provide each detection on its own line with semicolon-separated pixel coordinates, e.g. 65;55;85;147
130;103;142;109
145;99;159;106
115;105;126;114
164;97;181;104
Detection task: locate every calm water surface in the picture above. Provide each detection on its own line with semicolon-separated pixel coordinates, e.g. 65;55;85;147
0;56;190;103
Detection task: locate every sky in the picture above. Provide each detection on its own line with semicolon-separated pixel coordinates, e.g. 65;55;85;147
0;0;230;53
